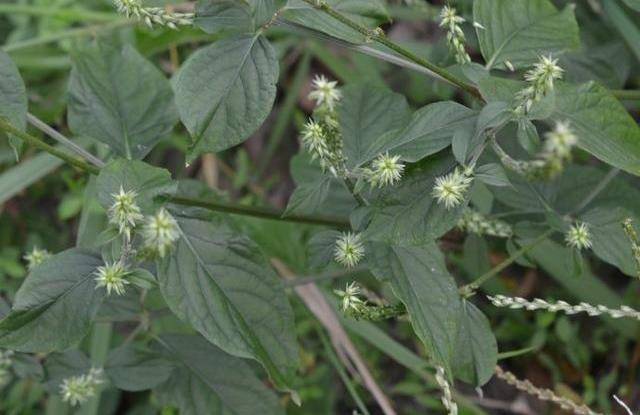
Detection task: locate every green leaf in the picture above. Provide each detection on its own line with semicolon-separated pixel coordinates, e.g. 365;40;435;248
0;50;28;158
452;301;497;386
158;214;298;390
338;82;410;168
195;0;253;34
367;102;477;163
308;230;341;269
283;0;388;43
250;0;287;26
68;41;178;160
173;34;279;161
368;242;461;376
0;151;63;205
559;43;631;89
475;163;510;187
0;249;104;352
473;0;580;70
154;334;285;415
95;159;176;214
105;345;173;392
44;349;91;392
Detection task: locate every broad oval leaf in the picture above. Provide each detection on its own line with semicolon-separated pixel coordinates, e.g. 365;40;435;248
158;215;298;390
0;249;104;352
195;0;253;34
173;34;279;160
0;50;28;158
154;334;284;415
473;0;579;70
105;345;174;392
68;42;178;160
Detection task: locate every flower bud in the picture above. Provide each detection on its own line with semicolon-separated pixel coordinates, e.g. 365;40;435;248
565;222;592;250
24;247;51;271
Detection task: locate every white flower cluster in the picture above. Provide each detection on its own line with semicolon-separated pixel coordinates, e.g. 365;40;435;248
335;282;365;314
0;350;14;388
495;366;602;415
108;186;143;241
60;368;104;407
457;209;513;238
565;222;592;251
308;75;342;112
516;55;564;114
435;366;458;415
488;295;640;322
364;153;405;188
334;232;365;268
95;261;131;296
439;6;471;64
142;208;180;258
23;247;51;271
113;0;194;29
432;167;473;209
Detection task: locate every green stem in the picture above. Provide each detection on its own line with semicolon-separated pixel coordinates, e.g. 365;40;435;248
300;0;482;100
79;323;113;415
461;229;554;294
0;5;118;22
612;90;640;101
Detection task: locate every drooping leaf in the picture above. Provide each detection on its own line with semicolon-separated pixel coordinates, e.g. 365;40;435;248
0;50;28;158
368;242;461;376
68;42;178;159
153;334;284;415
158;214;298;390
473;0;580;70
0;249;104;352
105;345;173;392
338;82;410;168
173;34;279;160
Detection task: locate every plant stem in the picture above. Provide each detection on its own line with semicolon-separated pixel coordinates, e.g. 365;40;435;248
461;229;554;294
299;0;482;100
0;117;100;174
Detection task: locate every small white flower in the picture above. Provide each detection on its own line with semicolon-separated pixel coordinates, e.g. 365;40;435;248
543;121;577;159
432;168;473;209
524;55;564;89
24;247;51;270
334;232;365;268
308;75;342;111
368;153;405;188
108;186;143;240
143;208;180;258
94;262;131;296
334;282;365;313
565;222;592;250
60;368;103;407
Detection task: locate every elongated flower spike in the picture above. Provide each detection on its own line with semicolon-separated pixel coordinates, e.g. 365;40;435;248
432;168;473;209
439;5;471;64
108;186;144;241
435;366;458;415
565;222;592;250
113;0;194;29
368;153;405;188
60;368;104;407
334;232;365;268
516;55;563;113
308;75;342;111
457;208;513;238
94;261;131;296
24;247;51;270
143;208;180;258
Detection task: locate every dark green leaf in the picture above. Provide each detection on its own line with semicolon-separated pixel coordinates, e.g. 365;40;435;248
105;345;173;392
475;163;510;187
44;349;91;392
0;50;28;158
195;0;253;34
249;0;287;26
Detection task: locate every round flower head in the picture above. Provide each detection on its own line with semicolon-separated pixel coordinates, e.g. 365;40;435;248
108;186;143;240
308;75;342;111
94;261;131;296
24;247;51;271
143;208;180;258
334;232;365;268
565;222;592;250
432;168;473;209
334;282;365;313
60;368;103;407
543;121;577;159
368;153;405;188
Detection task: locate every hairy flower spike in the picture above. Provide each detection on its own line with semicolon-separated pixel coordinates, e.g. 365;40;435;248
433;168;473;209
435;366;458;415
439;5;471;64
113;0;194;29
334;282;405;321
143;209;180;258
108;186;143;240
516;55;563;113
24;247;51;270
335;282;365;313
367;153;405;188
457;209;513;238
334;232;365;268
60;368;104;407
308;75;342;111
94;262;131;296
565;222;592;250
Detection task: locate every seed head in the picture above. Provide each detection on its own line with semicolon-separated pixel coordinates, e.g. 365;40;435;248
432;168;473;209
368;153;405;188
439;5;471;64
517;55;563;113
143;208;180;258
308;75;342;111
112;0;194;28
94;261;131;296
60;368;103;407
24;247;51;271
334;232;365;268
334;282;365;313
108;186;143;240
543;121;577;159
565;222;592;250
